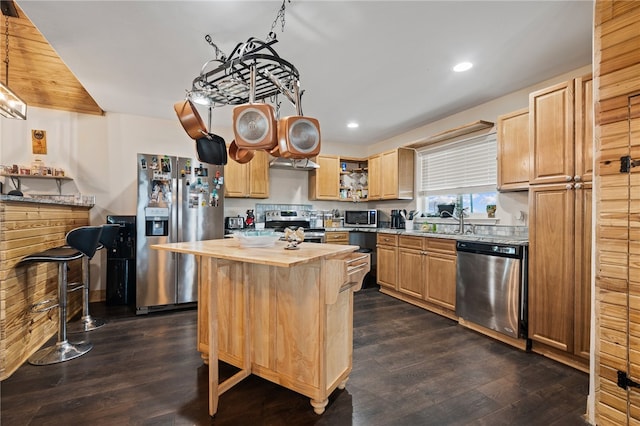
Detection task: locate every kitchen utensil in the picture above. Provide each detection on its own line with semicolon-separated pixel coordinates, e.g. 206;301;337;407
275;116;321;158
228;140;255;164
232;66;277;150
233;104;278;150
174;100;208;140
195;132;227;165
400;210;407;220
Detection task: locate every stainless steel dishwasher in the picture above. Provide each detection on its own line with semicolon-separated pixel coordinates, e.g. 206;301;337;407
455;241;528;339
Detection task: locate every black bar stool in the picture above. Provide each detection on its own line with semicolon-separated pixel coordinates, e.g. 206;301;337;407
68;223;120;333
20;225;103;365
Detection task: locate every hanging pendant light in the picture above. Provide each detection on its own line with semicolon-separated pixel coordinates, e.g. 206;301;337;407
0;2;27;120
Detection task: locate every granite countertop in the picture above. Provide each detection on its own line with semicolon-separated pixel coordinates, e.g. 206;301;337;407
326;226;529;246
0;195;95;208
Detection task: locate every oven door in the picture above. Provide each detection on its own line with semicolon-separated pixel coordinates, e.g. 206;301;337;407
303;233;325;243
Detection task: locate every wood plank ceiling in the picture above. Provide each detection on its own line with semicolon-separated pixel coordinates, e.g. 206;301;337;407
1;3;103;116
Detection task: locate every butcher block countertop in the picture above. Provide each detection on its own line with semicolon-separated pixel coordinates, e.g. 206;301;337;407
151;238;361;267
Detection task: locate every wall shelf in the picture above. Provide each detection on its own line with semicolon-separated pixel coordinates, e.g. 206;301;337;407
1;174;73;195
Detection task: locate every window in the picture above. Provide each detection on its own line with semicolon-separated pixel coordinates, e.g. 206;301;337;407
418;133;497;217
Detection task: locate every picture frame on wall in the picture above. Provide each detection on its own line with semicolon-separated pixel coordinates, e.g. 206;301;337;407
31;130;47;154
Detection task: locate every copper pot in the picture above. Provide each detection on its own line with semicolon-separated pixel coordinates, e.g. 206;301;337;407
228;140;255;164
233;104;277;150
174;100;208;140
276;116;321;158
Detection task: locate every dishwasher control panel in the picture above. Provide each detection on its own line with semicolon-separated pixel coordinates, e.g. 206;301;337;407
456;241;523;258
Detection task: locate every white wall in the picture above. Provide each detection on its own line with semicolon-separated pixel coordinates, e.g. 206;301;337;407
0;64;590;294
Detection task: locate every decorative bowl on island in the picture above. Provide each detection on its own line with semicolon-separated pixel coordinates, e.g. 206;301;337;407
232;230;282;248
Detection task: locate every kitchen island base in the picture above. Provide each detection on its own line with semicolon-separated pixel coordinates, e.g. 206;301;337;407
152;239;369;416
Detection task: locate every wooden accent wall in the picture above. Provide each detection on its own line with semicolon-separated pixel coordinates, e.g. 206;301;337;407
594;1;640;424
0;201;90;380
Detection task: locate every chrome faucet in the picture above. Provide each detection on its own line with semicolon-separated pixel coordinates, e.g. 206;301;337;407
441;208;468;233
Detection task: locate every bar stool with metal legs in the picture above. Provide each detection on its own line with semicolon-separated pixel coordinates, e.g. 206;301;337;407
68;223;120;333
19;225;103;365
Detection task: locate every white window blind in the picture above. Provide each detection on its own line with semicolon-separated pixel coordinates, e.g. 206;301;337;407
418;133;497;196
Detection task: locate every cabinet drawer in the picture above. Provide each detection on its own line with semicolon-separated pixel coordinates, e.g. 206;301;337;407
399;235;424;250
376;233;398;246
324;251;371;304
425;238;456;254
326;231;349;244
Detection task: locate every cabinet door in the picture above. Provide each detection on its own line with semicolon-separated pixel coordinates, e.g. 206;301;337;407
309;155;340;200
376;244;397;290
575;74;593;183
528;183;575;351
248;149;269;198
529;81;575;185
424;252;456;311
497;108;529;191
398;248;424;298
224;153;249;198
368;154;381;200
380;150;399;199
574;182;591;360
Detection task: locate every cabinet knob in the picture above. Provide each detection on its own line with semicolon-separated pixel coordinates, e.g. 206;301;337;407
575;183;583;189
574;175;582;182
566;184;574;190
565;175;573;182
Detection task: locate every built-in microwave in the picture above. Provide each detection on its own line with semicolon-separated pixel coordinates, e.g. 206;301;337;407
344;210;378;228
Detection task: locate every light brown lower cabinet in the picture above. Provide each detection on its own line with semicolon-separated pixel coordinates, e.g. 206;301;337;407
379;234;457;320
528;182;591;372
398;235;425;298
423;241;457;312
376;234;398;290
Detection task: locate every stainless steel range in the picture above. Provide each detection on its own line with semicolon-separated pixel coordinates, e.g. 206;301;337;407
264;210;325;243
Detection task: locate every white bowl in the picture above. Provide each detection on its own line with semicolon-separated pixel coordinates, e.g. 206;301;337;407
232;230;282;248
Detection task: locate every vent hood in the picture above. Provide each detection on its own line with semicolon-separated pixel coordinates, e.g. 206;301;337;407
269;157;319;170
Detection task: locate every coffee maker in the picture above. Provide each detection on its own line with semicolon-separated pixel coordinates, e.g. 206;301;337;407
390;210;404;229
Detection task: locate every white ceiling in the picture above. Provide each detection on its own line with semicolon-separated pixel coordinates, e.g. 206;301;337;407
17;0;593;146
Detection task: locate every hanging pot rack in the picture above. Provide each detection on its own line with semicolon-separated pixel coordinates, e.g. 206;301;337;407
189;37;303;114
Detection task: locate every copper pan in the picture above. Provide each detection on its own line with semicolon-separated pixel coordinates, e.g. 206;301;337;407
269;144;283;157
174;100;208;140
228;140;255;164
277;116;321;158
233;104;278;150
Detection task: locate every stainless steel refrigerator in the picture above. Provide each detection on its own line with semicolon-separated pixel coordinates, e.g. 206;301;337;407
136;153;224;314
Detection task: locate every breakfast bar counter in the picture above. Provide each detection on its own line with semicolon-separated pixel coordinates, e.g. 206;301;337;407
151;238;370;416
0;198;92;380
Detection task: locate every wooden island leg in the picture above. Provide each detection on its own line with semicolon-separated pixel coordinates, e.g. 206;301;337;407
207;256;220;417
311;398;329;415
338;377;349;390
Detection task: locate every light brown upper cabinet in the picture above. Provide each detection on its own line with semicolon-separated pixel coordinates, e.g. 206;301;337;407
367;154;381;200
224;148;270;198
529;74;592;185
308;155;340;200
368;148;414;200
497;108;530;191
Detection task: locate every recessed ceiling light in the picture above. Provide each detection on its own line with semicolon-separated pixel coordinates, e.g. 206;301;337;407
453;62;473;72
347;122;359;129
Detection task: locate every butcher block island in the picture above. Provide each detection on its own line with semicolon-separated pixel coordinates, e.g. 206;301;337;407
151;238;370;416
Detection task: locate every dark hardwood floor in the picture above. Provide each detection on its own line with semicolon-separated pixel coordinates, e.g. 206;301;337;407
1;287;589;425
